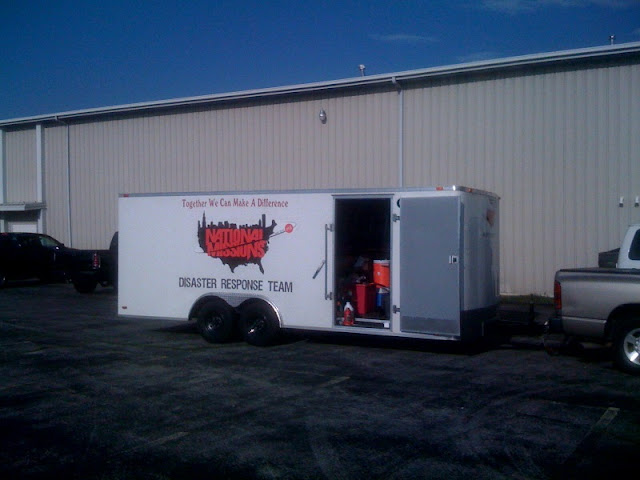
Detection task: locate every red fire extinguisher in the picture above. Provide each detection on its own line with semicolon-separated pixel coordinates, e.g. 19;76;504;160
343;301;354;326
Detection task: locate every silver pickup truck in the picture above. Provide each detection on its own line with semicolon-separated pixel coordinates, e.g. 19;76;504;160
548;224;640;374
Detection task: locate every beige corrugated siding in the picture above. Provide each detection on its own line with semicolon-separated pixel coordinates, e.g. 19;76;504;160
403;62;640;295
4;129;36;202
43;125;71;243
56;91;397;248
2;49;639;295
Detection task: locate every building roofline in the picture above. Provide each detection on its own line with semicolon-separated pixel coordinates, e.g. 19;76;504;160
2;41;640;128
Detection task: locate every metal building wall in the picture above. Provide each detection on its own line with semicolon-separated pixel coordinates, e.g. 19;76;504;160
4;128;36;202
49;90;398;248
403;62;640;296
43;125;71;243
3;48;639;295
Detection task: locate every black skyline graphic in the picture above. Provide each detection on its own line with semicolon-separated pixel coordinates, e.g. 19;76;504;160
197;212;277;273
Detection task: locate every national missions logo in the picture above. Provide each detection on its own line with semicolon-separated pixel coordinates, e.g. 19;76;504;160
197;212;293;273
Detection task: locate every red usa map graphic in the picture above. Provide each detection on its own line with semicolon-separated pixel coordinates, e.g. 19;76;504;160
197;212;277;273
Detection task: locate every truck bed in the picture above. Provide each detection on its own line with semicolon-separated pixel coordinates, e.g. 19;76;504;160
554;267;640;339
68;232;118;293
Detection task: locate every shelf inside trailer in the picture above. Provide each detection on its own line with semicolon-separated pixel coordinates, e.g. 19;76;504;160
354;318;390;329
335;316;390;329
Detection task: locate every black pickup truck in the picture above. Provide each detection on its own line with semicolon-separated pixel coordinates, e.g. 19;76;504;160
68;232;118;293
0;232;71;286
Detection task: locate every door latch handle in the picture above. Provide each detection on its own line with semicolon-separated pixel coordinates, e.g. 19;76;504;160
449;255;458;264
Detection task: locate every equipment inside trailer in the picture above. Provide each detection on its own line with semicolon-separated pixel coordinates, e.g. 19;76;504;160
334;197;391;328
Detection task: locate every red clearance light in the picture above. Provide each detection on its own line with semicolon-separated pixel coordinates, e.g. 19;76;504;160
436;186;444;191
553;281;562;312
92;253;101;269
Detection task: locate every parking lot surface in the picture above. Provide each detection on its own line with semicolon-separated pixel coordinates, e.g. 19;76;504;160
1;283;639;479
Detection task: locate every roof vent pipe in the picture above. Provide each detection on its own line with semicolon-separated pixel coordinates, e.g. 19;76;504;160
391;76;401;92
610;35;615;45
359;64;366;76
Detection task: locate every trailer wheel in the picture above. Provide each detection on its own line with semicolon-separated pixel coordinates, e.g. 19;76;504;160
241;302;280;346
197;298;235;343
612;318;640;375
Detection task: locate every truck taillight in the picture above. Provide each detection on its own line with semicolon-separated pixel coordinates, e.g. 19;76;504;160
92;253;101;269
553;280;562;313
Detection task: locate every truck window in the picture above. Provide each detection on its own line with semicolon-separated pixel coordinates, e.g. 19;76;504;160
630;230;640;260
38;235;61;248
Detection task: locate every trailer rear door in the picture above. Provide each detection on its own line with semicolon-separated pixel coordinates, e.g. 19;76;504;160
399;196;462;337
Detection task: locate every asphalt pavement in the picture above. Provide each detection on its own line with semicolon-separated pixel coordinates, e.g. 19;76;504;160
1;282;639;479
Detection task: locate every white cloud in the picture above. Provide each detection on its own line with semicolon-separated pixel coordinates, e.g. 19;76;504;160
370;34;438;44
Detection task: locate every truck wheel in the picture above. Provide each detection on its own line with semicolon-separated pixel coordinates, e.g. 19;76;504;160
612;318;640;375
197;298;235;343
73;277;98;293
241;302;280;346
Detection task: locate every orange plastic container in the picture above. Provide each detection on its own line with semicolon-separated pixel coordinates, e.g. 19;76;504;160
373;260;390;287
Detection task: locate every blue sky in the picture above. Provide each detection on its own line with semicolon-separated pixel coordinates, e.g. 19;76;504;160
2;0;640;120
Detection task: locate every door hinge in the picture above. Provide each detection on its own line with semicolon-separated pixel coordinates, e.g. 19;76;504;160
392;214;401;222
326;223;334;232
393;305;400;314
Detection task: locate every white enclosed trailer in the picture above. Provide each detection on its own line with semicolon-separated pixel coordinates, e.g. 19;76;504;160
118;187;499;345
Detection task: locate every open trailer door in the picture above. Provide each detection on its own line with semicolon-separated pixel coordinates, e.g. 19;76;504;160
399;195;462;337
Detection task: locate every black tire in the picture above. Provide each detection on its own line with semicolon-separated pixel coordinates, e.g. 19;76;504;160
73;277;98;293
612;318;640;375
240;302;280;346
197;298;235;343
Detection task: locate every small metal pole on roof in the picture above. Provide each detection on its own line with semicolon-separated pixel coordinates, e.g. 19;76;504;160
609;35;615;45
359;64;366;76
